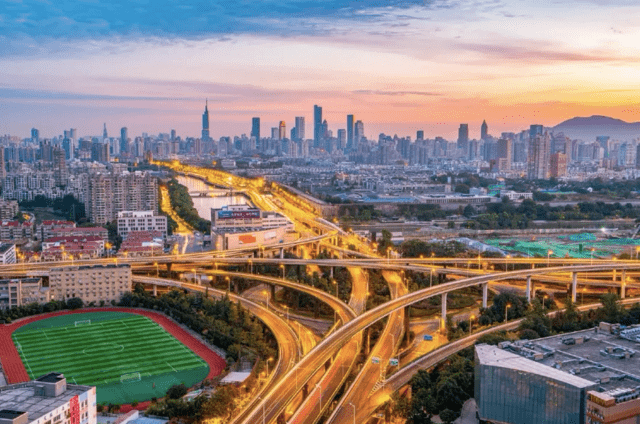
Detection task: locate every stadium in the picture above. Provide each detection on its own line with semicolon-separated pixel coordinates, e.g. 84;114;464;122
0;308;226;405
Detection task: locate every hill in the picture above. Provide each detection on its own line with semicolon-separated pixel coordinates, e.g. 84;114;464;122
553;115;640;141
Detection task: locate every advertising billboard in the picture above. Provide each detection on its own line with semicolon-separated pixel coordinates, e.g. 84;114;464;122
217;210;261;220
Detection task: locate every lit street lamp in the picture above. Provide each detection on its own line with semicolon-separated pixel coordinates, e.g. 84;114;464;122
469;314;475;333
505;302;511;324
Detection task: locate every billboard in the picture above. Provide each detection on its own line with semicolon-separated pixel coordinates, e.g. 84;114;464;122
217;210;260;220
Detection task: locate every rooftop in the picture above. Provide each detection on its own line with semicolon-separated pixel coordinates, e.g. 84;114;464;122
0;383;92;422
499;325;640;395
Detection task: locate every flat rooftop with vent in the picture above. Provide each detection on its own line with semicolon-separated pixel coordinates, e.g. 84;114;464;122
476;322;640;424
0;373;96;424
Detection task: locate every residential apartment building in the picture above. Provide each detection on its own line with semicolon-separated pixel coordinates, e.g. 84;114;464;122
116;210;167;239
86;171;158;224
0;199;19;220
0;277;49;310
39;220;76;241
0;221;33;241
0;243;16;264
49;264;131;304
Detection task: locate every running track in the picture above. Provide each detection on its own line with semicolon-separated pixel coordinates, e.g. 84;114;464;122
0;307;227;387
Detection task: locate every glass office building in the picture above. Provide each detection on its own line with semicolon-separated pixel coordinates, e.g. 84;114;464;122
475;344;596;424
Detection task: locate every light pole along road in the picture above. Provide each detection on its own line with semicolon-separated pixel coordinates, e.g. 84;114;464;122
240;262;640;424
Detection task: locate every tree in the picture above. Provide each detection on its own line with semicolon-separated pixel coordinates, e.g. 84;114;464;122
462;204;475;218
166;383;188;399
66;297;84;310
439;409;458;424
600;293;621;323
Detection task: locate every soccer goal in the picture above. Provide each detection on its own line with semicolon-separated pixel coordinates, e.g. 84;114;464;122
120;372;141;383
74;320;91;327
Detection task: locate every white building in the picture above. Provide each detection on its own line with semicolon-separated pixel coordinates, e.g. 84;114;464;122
0;278;49;310
116;211;168;239
0;243;16;264
0;373;96;424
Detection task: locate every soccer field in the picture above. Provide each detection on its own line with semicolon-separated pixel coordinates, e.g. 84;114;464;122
12;312;210;404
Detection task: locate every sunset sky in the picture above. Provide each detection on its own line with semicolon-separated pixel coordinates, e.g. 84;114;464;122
1;0;640;140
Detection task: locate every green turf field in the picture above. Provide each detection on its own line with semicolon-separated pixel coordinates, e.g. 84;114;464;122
12;312;209;404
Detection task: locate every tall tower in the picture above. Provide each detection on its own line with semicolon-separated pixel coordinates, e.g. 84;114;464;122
202;100;210;140
31;128;39;142
347;114;354;150
294;117;305;141
251;117;261;145
103;123;108;139
313;105;323;146
279;121;286;140
354;120;364;148
527;131;551;180
481;120;488;140
120;127;128;155
458;124;469;150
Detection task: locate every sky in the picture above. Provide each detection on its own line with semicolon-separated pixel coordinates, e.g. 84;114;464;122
1;0;640;140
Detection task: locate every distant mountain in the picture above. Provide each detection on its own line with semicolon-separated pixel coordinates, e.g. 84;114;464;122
553;115;640;141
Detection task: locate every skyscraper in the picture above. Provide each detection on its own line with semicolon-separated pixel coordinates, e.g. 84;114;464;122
202;100;210;140
53;147;67;186
0;147;5;182
530;124;544;137
458;124;469;150
417;130;424;141
294;117;305;141
527;131;551;180
354;120;364;148
69;128;77;141
481;120;488;140
170;129;176;141
497;138;512;171
347;114;354;150
31;128;39;142
103;123;108;139
120;127;128;155
251;117;260;141
314;105;323;146
279;121;286;140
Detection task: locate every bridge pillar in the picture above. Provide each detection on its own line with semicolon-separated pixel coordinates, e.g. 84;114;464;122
404;306;411;344
153;284;157;297
571;272;577;303
270;284;276;299
280;248;284;259
621;270;627;299
330;267;334;279
365;328;371;355
526;276;532;303
440;293;447;333
482;283;488;309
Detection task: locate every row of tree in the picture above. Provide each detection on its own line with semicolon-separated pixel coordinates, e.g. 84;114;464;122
166;179;211;234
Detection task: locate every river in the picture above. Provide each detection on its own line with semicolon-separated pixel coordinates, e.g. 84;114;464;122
176;175;249;220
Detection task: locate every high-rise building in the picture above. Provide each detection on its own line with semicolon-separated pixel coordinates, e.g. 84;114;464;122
120;127;128;155
337;129;346;150
90;142;109;163
458;124;469;150
354;120;364;148
314;105;323;146
527;131;551;180
202;99;210;140
481;120;488;140
295;116;305;141
417;130;424;140
550;152;568;177
251;117;261;147
530;124;544;137
271;127;279;139
347;114;354;149
279;121;286;140
102;123;108;139
53;147;67;186
87;171;158;224
31;128;39;142
170;129;176;141
0;147;5;182
497;138;512;170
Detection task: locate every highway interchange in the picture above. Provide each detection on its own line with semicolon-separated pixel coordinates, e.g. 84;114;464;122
4;160;640;424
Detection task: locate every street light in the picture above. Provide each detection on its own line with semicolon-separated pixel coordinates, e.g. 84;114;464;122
225;276;231;292
543;294;548;309
154;261;159;277
248;259;253;274
547;250;553;267
280;264;285;279
505;303;511;324
263;290;270;310
469;314;475;333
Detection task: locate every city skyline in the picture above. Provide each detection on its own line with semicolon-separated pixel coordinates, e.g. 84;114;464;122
2;1;640;138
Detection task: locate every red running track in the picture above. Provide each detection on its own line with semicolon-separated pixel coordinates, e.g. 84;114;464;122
0;307;226;387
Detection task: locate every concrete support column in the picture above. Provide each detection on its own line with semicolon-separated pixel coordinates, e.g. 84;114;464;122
280;248;284;259
404;306;411;344
365;328;371;356
613;269;617;283
330;267;334;279
153;284;157;297
482;283;488;309
270;283;276;299
441;293;447;332
571;272;577;303
621;270;627;299
526;276;532;303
